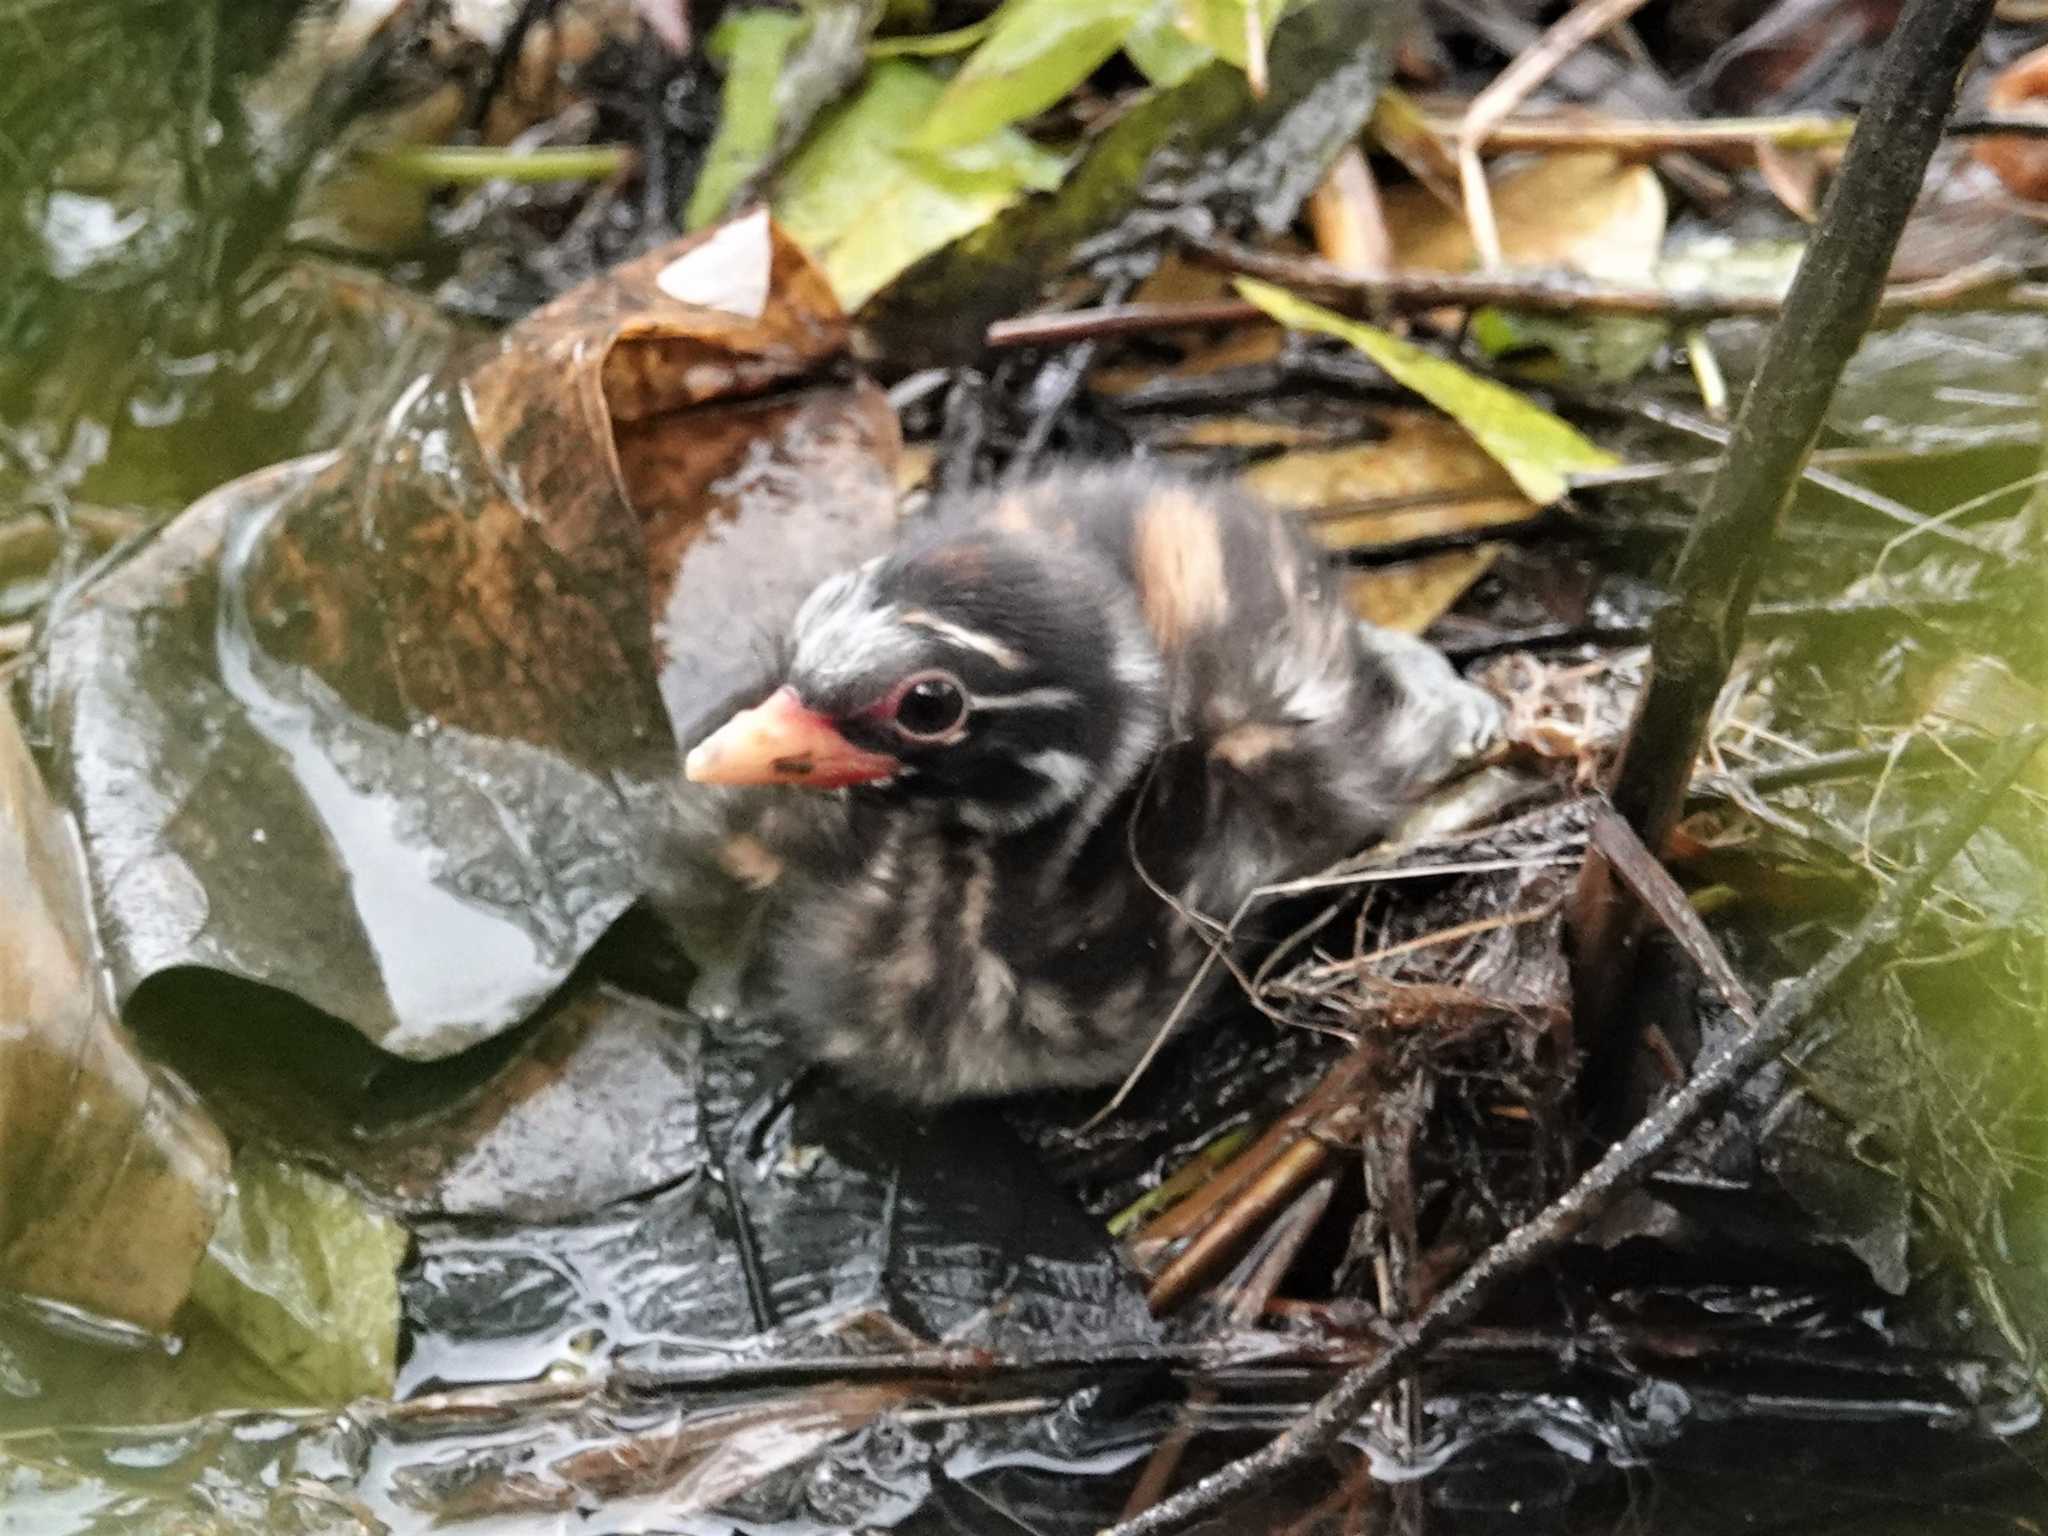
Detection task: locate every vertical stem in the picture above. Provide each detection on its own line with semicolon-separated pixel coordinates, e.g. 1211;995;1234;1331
1570;0;1998;1067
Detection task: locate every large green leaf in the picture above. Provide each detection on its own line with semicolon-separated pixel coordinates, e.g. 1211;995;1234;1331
686;10;810;230
1176;0;1286;70
911;0;1155;151
1123;1;1215;86
778;60;1067;309
1238;278;1618;504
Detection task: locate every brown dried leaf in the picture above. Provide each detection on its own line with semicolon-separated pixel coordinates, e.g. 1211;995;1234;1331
1242;408;1538;545
1383;151;1665;282
39;211;897;1061
1344;548;1500;634
1242;409;1538;632
0;701;229;1332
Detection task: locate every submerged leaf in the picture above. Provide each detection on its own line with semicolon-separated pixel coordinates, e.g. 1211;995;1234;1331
1238;278;1618;504
189;1152;407;1403
910;0;1153;151
1386;153;1665;281
0;701;229;1334
777;60;1067;309
1243;408;1538;545
1344;549;1500;634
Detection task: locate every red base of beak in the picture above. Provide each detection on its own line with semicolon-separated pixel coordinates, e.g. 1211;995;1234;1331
685;686;900;788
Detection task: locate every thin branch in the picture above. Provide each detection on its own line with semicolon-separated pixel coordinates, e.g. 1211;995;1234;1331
1688;734;1986;800
1596;0;1998;849
1100;723;2045;1536
1589;808;1756;1025
1423;108;1855;156
1568;0;2000;1062
1185;238;2041;327
1423;108;2048;156
1437;591;1997;662
1612;398;1999;554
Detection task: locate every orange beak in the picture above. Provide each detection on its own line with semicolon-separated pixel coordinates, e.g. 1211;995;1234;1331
684;686;900;788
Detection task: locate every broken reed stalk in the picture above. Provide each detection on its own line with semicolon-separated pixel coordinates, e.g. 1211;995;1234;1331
1102;723;2046;1536
1565;0;2000;1068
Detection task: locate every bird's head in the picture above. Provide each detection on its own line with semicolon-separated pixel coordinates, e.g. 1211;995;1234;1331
685;530;1163;835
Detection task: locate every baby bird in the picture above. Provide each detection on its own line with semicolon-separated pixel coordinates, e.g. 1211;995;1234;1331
678;465;1500;1103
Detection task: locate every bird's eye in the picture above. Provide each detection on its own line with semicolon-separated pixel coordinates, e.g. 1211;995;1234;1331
888;671;968;742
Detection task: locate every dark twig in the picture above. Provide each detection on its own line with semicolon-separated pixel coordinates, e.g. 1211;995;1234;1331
1180;236;2041;326
1001;276;1135;485
988;299;1267;350
1689;735;1985;801
1589;808;1757;1025
1566;0;1999;1063
1100;724;2044;1536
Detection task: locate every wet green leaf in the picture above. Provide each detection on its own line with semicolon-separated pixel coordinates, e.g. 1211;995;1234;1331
867;16;995;56
1123;2;1214;86
1237;278;1618;504
1176;0;1286;71
1469;307;1668;387
189;1152;407;1404
688;11;811;229
779;60;1068;308
911;0;1155;152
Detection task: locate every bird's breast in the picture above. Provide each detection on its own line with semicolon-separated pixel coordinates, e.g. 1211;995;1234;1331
768;812;1213;1102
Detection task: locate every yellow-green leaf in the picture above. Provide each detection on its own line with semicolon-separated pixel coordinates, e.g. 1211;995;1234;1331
867;16;995;57
1124;0;1214;86
1176;0;1285;70
1237;277;1618;504
686;10;809;230
779;60;1068;309
911;0;1155;152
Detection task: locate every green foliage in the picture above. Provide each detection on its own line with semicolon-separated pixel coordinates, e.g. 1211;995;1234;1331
778;60;1066;308
867;16;996;57
688;10;812;229
1174;0;1286;71
1238;278;1619;504
1123;5;1216;86
911;0;1157;151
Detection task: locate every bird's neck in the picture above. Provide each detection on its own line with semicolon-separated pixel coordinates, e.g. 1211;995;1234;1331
1042;596;1167;875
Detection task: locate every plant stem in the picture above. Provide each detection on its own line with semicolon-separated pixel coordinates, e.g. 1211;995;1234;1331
1566;0;2000;1064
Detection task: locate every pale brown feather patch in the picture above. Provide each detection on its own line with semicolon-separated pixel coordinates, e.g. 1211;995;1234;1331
716;834;784;890
1132;489;1230;652
1210;722;1297;769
